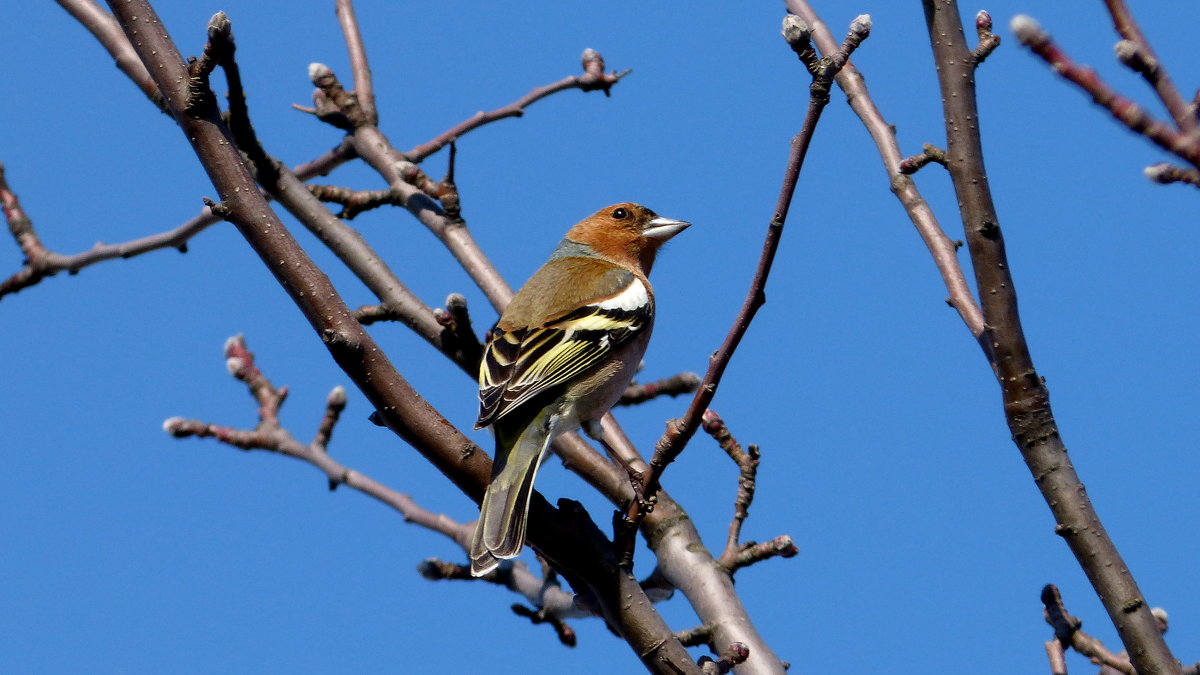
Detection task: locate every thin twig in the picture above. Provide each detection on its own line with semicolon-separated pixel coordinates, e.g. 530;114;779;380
168;336;589;638
1101;0;1195;133
785;0;986;339
617;372;702;406
0;141;355;301
614;13;869;567
698;643;750;675
971;10;1000;64
404;49;632;161
1012;15;1200;168
701;410;760;567
306;184;403;219
1041;584;1135;675
1144;162;1200;188
898;143;948;175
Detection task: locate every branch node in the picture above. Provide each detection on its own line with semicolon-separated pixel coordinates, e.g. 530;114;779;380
511;603;578;647
971;10;1001;64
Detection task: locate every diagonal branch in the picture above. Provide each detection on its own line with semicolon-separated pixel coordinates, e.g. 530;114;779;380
785;0;986;340
1100;0;1196;133
105;4;695;671
404;49;632;162
616;13;870;568
924;3;1178;673
335;0;376;125
1012;16;1200;169
0;140;355;301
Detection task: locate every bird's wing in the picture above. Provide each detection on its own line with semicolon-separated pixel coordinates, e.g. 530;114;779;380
476;271;651;428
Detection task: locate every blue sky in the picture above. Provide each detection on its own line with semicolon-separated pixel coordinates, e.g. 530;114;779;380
2;1;1197;673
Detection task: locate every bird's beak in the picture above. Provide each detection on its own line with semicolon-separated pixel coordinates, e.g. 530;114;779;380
642;216;691;242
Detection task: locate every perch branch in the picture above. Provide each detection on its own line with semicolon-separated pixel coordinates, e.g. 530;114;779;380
616;13;868;567
617;372;702;406
107;4;693;670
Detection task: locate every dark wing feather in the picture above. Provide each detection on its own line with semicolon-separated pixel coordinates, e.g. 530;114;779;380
476;295;650;429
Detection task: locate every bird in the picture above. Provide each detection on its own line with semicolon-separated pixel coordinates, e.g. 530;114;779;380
469;202;690;576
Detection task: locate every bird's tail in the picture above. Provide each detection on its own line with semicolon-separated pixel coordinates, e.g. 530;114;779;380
469;407;557;576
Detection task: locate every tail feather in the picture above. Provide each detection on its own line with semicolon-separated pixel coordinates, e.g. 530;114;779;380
469;409;557;577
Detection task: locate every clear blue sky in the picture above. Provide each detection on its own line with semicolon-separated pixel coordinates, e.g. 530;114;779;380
2;1;1196;673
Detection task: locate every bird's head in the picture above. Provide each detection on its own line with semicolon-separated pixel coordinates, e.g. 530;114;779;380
565;202;690;274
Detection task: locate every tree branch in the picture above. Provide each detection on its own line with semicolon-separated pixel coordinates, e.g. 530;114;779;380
335;0;376;125
106;4;694;671
923;3;1178;672
617;372;702;407
0;139;355;301
785;0;986;339
1100;0;1196;133
1011;15;1200;169
404;49;632;162
616;13;869;567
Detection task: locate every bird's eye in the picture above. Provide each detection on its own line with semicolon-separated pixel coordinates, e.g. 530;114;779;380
612;207;629;220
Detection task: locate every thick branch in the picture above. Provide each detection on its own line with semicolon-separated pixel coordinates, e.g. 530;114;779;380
924;3;1178;673
106;4;693;671
56;0;166;111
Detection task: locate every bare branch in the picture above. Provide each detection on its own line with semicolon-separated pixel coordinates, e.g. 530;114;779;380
56;0;166;111
404;49;632;162
699;643;750;675
897;143;948;175
306;183;403;219
701;410;760;567
1012;15;1200;169
725;536;798;575
1041;584;1136;675
335;0;376;124
616;12;868;567
107;5;694;669
510;603;578;647
925;4;1178;672
312;385;347;451
616;372;702;406
1044;638;1067;675
1101;0;1196;133
0;140;355;301
785;0;986;339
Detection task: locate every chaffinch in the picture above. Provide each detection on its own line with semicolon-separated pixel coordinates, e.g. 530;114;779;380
469;202;690;576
